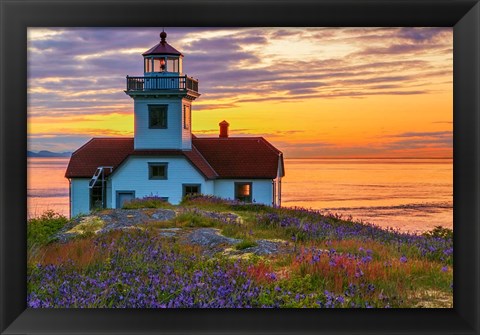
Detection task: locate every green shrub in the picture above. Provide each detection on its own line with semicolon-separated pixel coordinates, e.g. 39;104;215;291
27;210;68;248
422;226;453;240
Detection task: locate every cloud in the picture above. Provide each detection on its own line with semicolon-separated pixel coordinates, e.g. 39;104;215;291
376;131;453;154
396;27;448;43
271;129;452;158
336;75;412;85
28;28;451;108
236;89;428;104
193;103;239;111
387;131;452;138
353;44;436;57
27;27;452;153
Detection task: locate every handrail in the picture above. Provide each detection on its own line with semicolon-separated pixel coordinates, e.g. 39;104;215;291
126;75;199;93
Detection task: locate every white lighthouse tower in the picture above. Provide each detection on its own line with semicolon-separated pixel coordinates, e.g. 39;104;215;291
125;31;200;150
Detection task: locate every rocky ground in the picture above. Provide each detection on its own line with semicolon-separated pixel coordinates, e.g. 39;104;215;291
54;208;293;257
29;199;452;308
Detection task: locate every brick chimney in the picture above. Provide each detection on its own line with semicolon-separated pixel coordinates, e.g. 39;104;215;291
219;120;229;138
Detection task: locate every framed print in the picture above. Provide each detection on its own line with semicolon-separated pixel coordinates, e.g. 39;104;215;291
1;0;479;334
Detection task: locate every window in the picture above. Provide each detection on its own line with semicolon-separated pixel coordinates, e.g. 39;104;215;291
149;105;168;129
90;178;106;210
153;57;166;72
235;182;252;203
90;185;104;210
183;184;201;197
149;163;168;180
183;105;190;129
144;58;151;72
167;57;179;72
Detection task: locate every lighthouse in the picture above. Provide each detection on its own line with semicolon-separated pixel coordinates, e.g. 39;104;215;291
66;31;284;217
125;31;200;150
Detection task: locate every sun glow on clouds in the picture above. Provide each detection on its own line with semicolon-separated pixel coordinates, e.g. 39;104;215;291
28;29;64;41
74;48;147;61
28;27;452;157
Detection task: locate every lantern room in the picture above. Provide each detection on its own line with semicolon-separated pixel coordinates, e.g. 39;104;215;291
142;31;183;75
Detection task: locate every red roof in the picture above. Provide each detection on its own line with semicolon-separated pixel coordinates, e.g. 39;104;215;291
183;145;218;179
65;138;133;179
143;41;183;56
192;137;283;179
143;32;183;56
65;137;283;180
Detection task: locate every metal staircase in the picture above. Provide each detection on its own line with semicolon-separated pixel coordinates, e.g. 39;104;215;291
89;166;113;188
89;166;113;209
89;167;103;188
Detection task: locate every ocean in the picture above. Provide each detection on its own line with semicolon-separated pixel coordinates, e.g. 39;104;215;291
27;157;453;233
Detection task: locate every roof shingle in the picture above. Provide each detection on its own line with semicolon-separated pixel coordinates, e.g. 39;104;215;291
192;137;283;179
142;41;183;56
65;138;133;179
65;137;283;180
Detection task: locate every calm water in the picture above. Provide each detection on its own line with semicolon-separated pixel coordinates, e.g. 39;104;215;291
28;157;453;233
28;158;70;218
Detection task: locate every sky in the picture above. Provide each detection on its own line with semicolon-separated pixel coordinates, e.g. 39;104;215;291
27;27;453;158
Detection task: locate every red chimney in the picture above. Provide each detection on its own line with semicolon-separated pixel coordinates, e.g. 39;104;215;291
219;120;229;138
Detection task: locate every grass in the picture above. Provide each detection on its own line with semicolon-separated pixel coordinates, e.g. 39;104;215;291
235;239;258;250
122;196;174;209
422;225;453;239
27;196;453;308
27;210;68;249
173;211;218;228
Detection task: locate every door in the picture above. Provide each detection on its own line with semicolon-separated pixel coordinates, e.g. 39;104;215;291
116;191;135;208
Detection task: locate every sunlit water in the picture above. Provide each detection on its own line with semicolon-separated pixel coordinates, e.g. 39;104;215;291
28;157;453;233
281;158;452;233
28;158;70;219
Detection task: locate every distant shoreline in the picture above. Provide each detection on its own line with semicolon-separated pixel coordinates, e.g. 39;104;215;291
27;151;71;158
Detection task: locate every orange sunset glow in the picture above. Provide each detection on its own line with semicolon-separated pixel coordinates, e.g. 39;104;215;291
27;27;452;158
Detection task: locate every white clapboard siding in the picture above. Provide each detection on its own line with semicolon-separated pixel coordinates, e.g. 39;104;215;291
133;97;192;150
181;100;192;150
110;156;212;206
214;179;273;205
70;178;91;217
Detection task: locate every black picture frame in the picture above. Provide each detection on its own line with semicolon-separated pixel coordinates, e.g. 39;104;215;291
1;0;479;334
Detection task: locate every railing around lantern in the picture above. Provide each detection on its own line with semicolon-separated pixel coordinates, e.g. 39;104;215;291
126;75;199;93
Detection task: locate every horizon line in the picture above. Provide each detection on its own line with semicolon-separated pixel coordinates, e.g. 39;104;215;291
27;149;453;160
285;156;453;160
